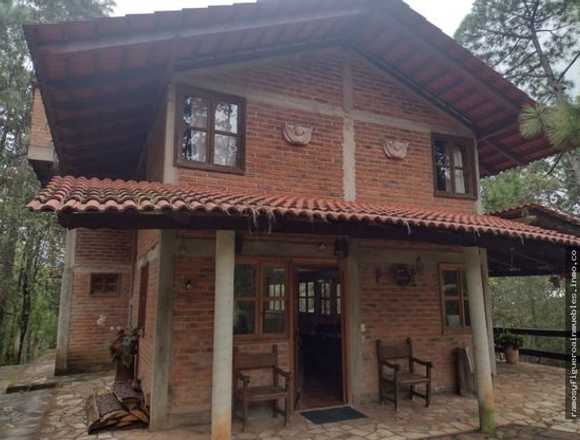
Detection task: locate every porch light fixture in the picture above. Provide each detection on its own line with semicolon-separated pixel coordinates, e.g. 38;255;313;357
185;280;193;290
318;242;328;252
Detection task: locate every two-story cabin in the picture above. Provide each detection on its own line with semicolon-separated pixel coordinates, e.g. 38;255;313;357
24;0;578;437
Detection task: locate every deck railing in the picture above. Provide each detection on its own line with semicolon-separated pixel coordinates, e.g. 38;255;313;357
494;327;579;362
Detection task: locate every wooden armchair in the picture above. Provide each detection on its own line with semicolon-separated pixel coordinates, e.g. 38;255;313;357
233;345;292;432
376;338;432;411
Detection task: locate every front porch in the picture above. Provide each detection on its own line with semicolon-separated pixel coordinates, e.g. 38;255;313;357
34;362;578;440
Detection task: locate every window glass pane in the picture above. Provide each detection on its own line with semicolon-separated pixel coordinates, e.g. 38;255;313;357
215;102;239;134
445;300;461;328
434;140;451;192
184;96;208;129
182;129;207;162
214;134;239;167
452;145;468;194
234;301;255;335
299;297;306;313
263;267;286;334
442;270;460;296
234;264;256;298
264;267;285;298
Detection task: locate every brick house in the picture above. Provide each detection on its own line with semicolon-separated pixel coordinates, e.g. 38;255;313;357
24;0;578;437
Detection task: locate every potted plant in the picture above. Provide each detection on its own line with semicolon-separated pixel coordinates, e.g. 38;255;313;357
110;327;139;384
497;332;524;364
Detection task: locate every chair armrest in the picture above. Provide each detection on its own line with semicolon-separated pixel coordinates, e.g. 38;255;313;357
380;359;400;371
411;357;433;368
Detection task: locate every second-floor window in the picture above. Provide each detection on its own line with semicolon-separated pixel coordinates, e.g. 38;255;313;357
175;87;245;173
432;135;475;198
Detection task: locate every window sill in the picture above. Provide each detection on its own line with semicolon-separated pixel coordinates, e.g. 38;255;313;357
175;159;245;175
434;191;478;201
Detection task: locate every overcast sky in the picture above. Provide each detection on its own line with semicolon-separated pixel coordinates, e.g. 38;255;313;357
113;0;474;36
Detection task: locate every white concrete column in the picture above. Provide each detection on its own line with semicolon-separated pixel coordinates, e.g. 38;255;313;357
480;249;497;377
211;231;236;440
464;247;496;434
346;239;362;404
55;229;76;375
342;52;356;202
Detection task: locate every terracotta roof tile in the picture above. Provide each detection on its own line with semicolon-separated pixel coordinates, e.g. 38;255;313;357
492;204;580;228
28;176;580;247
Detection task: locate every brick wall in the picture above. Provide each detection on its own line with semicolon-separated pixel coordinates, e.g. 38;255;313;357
66;229;135;372
133;230;161;407
167;48;477;212
164;233;472;425
29;87;53;149
169;252;291;422
356;240;472;400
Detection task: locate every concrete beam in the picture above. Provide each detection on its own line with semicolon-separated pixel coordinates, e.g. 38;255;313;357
464;247;496;434
55;230;76;375
342;52;356;202
149;230;177;430
211;231;236;440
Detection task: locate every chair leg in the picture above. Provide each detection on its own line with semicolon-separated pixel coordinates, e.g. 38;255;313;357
426;381;432;407
284;396;289;427
272;400;277;418
410;385;415;400
242;398;248;432
394;382;399;412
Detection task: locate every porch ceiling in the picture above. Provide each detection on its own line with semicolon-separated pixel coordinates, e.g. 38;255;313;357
23;0;556;180
28;176;577;276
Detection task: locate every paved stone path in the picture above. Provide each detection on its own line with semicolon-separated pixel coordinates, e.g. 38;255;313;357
1;354;579;440
0;389;53;440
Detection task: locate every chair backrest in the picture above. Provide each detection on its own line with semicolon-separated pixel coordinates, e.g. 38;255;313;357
234;345;279;372
376;338;413;361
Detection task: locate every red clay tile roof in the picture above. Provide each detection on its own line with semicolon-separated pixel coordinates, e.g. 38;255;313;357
29;176;580;247
492;204;580;228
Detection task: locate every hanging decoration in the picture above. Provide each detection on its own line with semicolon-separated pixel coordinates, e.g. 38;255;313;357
383;140;409;160
282;123;313;146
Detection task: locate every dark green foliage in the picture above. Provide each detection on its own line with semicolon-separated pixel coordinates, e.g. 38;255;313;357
455;0;579;101
456;0;578;350
0;0;114;365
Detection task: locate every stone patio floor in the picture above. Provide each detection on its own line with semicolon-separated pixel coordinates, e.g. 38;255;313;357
1;353;579;440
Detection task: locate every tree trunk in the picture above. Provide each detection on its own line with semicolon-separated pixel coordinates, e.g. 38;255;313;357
570;149;580;188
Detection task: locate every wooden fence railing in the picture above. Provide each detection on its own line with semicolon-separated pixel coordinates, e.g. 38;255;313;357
494;327;580;362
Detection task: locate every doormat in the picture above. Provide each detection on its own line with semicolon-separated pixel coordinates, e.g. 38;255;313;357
301;406;367;425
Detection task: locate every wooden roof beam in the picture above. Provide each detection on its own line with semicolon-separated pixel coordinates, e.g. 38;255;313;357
481;139;525;166
373;9;524;116
36;7;366;56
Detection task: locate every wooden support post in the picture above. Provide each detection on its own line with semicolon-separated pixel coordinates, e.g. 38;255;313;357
211;231;236;440
480;249;497;377
464;247;496;434
55;230;76;375
149;231;177;430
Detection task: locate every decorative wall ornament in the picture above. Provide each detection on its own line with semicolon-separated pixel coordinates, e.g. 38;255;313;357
282;123;313;146
383;140;409;160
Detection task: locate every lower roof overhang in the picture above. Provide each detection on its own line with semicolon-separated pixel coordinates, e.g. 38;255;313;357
29;177;579;278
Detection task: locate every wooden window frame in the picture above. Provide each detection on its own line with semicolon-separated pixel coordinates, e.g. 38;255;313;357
438;263;471;334
234;258;290;343
432;134;477;200
174;85;246;175
90;273;121;297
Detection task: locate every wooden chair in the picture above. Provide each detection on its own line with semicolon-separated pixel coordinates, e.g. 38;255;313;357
233;345;292;432
376;338;432;411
